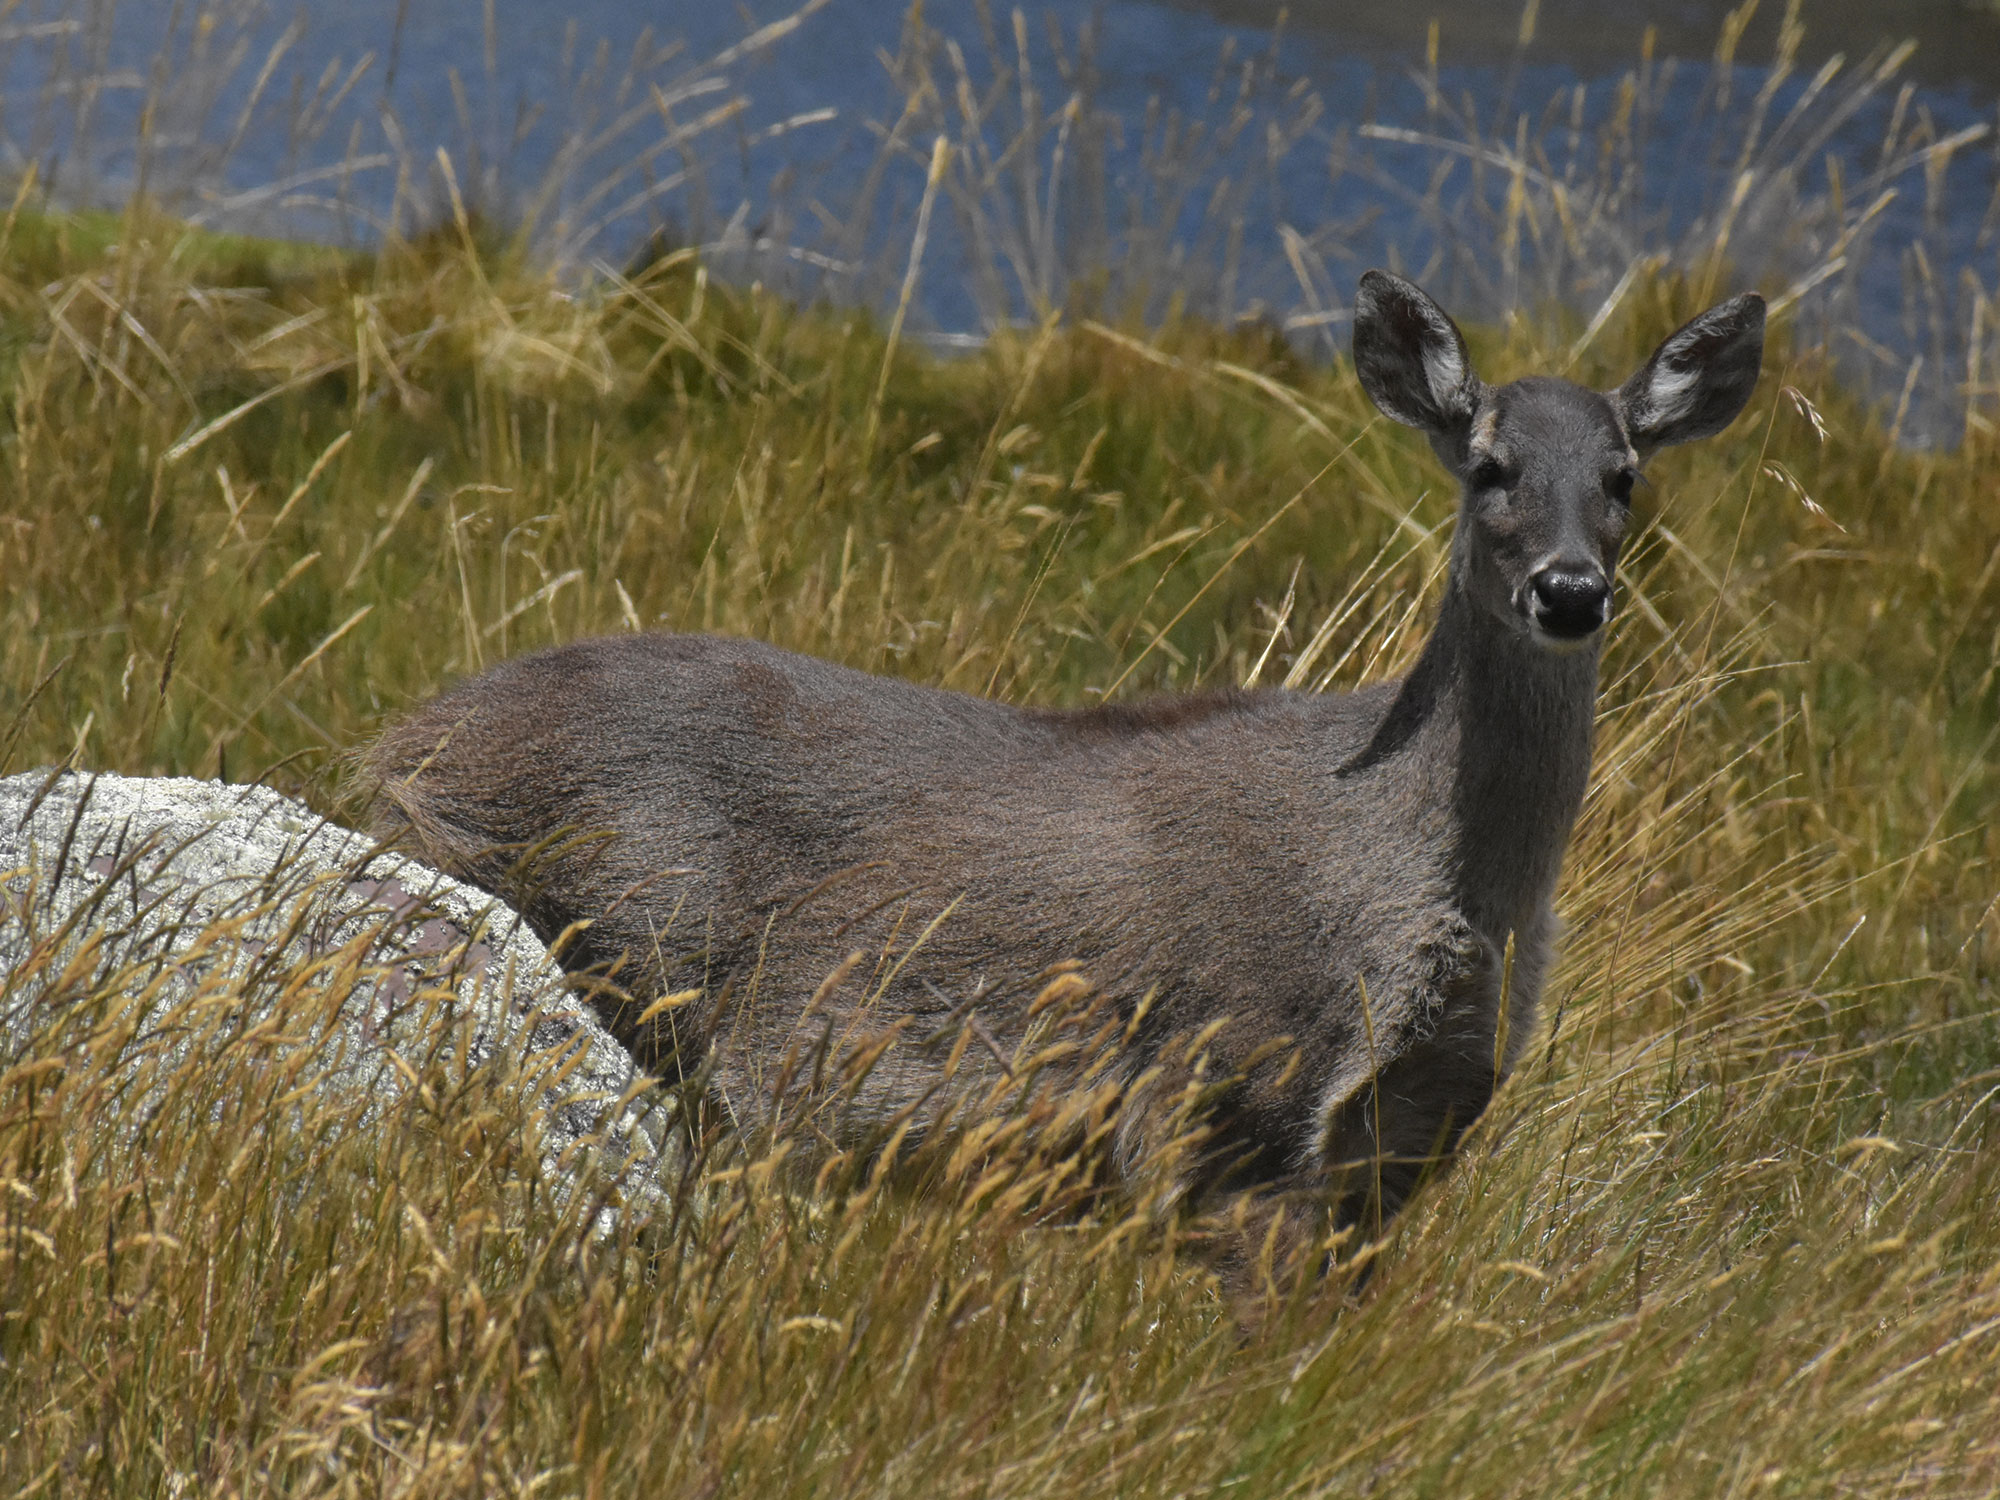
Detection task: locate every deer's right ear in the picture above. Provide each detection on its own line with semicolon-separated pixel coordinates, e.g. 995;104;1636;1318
1353;270;1482;437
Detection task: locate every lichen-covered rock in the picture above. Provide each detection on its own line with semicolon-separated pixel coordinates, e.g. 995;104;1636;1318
0;770;677;1231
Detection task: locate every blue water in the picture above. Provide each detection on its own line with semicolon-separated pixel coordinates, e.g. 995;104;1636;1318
1;0;1994;434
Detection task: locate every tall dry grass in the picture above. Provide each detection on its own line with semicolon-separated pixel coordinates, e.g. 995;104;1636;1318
0;1;1997;1493
0;193;1993;1494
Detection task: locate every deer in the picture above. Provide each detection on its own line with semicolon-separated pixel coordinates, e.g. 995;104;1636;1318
363;270;1765;1282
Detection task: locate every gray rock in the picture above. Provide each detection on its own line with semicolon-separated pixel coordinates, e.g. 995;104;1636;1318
0;770;679;1232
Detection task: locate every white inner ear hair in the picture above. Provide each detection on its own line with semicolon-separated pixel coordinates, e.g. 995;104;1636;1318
1423;337;1465;409
1644;358;1699;423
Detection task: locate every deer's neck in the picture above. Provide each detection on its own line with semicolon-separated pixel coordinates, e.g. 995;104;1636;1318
1381;580;1601;952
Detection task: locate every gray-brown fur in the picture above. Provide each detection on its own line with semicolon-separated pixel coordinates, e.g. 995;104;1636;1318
363;271;1764;1251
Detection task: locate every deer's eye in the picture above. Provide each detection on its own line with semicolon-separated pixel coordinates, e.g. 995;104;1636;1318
1468;457;1509;493
1606;466;1638;505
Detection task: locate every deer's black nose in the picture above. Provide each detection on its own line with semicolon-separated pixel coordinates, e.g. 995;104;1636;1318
1529;568;1611;640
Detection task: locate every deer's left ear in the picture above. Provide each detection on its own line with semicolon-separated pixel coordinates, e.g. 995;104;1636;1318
1613;293;1766;454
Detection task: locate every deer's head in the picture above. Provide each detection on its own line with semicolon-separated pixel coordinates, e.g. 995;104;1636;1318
1353;270;1765;651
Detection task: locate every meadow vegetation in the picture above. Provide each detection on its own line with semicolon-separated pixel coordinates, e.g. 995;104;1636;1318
1;65;1999;1496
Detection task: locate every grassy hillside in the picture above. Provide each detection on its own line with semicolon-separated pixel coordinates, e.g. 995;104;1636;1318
1;198;1998;1495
